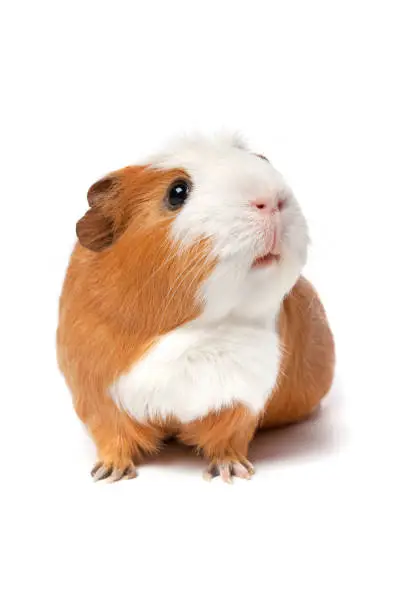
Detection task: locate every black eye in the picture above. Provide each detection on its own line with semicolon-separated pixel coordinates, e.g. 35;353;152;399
166;180;191;211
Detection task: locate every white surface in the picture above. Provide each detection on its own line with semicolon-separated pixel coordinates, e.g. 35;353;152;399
1;2;407;611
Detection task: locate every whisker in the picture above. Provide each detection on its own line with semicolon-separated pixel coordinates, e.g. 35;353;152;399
157;250;210;330
132;235;179;300
180;251;212;305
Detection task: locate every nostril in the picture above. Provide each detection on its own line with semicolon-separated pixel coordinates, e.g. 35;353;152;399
250;200;267;210
250;199;283;213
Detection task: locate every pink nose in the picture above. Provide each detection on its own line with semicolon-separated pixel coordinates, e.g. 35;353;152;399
250;199;279;214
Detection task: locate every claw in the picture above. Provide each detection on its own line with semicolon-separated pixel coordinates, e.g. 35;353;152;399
203;461;217;481
109;468;127;482
91;463;113;482
232;462;251;479
241;458;255;475
123;465;137;480
219;464;233;484
91;462;103;477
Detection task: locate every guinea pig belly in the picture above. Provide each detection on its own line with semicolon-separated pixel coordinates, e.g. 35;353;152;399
109;321;281;424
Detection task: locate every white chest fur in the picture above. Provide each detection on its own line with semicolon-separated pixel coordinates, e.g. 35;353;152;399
110;317;280;423
109;260;294;424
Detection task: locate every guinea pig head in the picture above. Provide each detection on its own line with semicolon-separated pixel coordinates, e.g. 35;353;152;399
75;134;309;333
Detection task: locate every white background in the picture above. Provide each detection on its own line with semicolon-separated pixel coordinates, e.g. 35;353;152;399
1;1;407;611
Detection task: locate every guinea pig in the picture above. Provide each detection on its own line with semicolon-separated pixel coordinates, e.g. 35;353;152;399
57;133;335;483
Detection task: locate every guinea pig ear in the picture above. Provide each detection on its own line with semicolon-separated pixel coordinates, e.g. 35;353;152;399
76;175;120;251
87;176;117;208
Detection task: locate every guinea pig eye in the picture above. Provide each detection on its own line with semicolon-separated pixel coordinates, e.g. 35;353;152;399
166;179;191;211
255;153;269;162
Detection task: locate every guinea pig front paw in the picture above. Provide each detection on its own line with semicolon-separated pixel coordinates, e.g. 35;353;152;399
203;457;255;484
91;461;137;483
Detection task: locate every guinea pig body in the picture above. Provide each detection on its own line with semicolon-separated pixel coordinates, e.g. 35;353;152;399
110;267;282;425
57;134;334;482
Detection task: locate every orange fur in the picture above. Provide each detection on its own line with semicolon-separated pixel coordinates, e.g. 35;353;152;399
178;405;258;463
260;276;335;429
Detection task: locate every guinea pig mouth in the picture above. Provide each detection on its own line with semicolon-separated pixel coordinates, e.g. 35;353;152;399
251;225;281;268
252;252;281;269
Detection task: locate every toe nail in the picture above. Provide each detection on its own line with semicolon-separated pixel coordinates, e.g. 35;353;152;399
93;465;113;481
232;463;251;479
109;468;125;482
91;462;102;477
220;465;233;483
123;466;137;480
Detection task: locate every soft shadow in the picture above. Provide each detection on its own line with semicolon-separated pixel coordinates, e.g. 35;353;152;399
143;377;346;470
250;378;346;465
78;377;345;471
143;439;203;471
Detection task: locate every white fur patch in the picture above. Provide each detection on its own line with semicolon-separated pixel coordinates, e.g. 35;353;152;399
110;134;309;424
111;314;280;423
